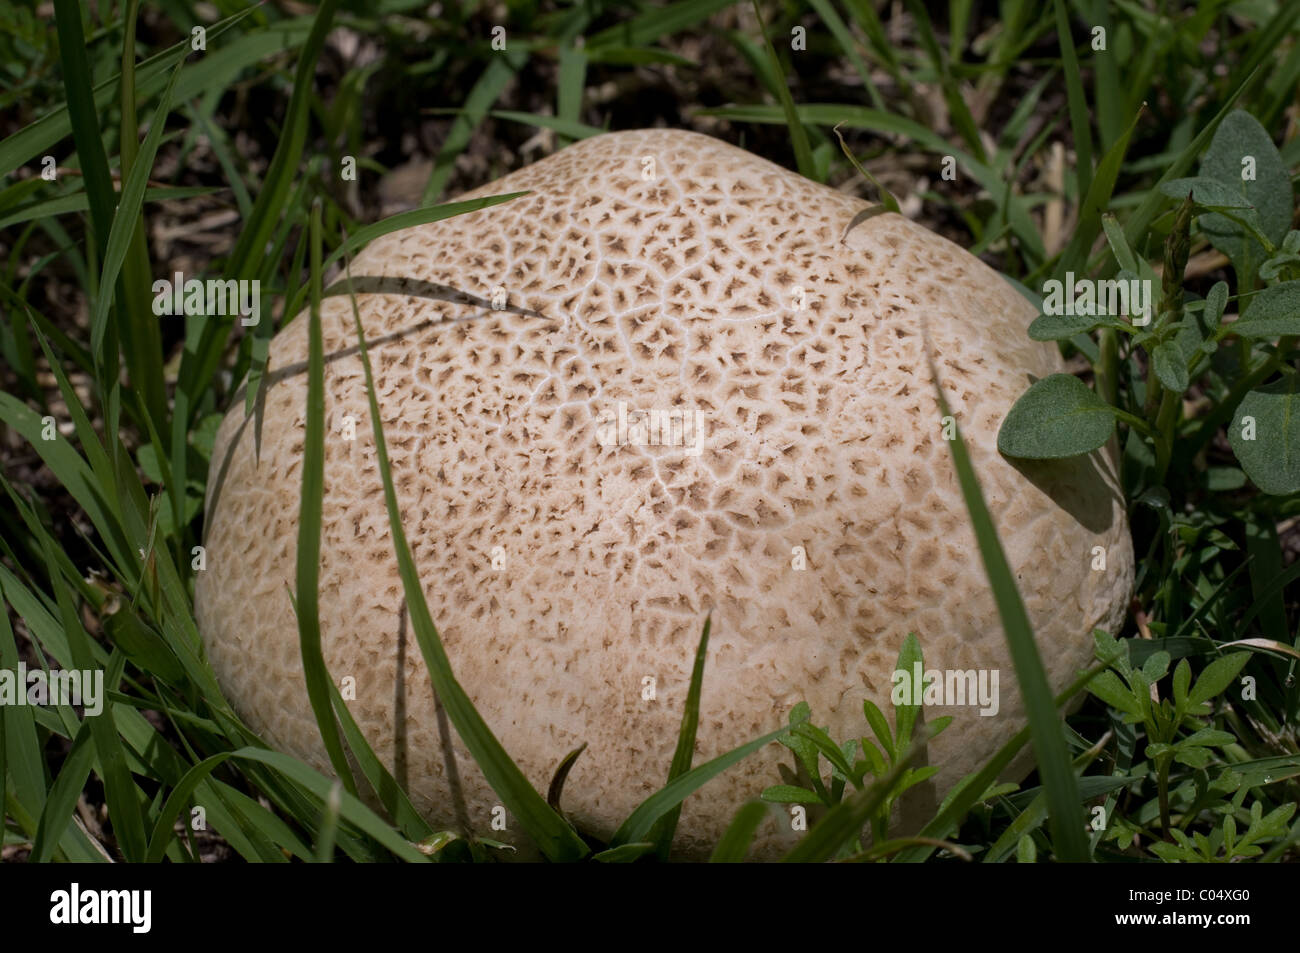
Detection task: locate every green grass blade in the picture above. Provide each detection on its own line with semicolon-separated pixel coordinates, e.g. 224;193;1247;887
611;717;804;847
892;654;1119;863
488;110;605;140
422;48;527;203
695;103;999;191
144;752;234;862
227;0;339;281
243;188;312;415
709;800;769;862
0;393;134;574
313;782;343;862
586;0;735;48
1243;516;1289;648
649;614;711;860
52;0;116;253
905;0;985;161
31;720;96;863
0;4;264;179
1052;0;1093;202
337;240;589;863
295;199;358;796
1121;66;1259;252
0;186;215;232
780;754;912;862
0;594;47;838
25;313;116;494
923;344;1088;862
1054;105;1141;283
749;0;815;181
556;40;586;148
807;0;885;110
88;63;182;375
1224;2;1300;111
327;679;434;842
39;537;148;861
117;0;167;440
277;193;530;338
592;842;656;862
1089;0;1122;152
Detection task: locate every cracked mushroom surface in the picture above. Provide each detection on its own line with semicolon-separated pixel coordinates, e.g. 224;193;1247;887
196;128;1132;859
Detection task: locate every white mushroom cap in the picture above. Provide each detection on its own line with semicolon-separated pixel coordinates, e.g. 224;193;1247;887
196;129;1132;858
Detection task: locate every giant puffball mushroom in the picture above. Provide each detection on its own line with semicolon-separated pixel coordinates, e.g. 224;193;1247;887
196;128;1132;859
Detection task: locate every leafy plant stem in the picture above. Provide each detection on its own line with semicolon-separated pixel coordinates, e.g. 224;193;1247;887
1153;389;1180;484
1111;406;1157;439
1097;327;1119;407
1156;751;1173;835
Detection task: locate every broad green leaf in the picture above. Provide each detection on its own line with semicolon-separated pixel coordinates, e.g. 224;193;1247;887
998;374;1116;459
1028;312;1128;341
1229;376;1300;494
1260;231;1300;281
1172;659;1191;712
1205;281;1230;328
1152;341;1190;393
1232;281;1300;338
863;699;895;761
1188;653;1251;707
1159;176;1255;210
1087;670;1141;717
1017;835;1037;864
792;723;855;778
1174;746;1213;768
1101;213;1140;274
1198;110;1293;274
1181;728;1236;748
1142;650;1171;683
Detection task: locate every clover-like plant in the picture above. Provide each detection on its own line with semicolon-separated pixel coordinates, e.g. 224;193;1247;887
761;633;952;857
997;109;1299;498
1147;799;1296;862
1088;631;1251;833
